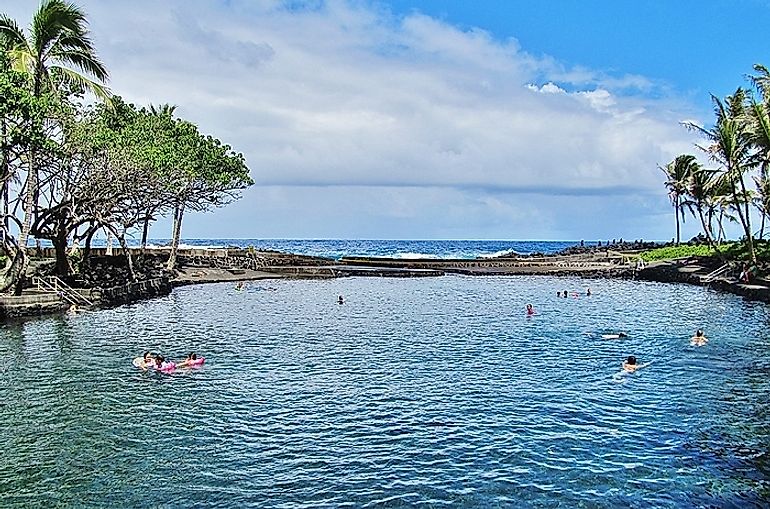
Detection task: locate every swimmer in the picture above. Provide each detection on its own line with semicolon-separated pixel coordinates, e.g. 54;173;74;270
67;304;78;315
235;281;245;291
556;291;561;297
586;288;592;296
177;352;205;368
526;303;535;316
338;295;344;305
622;355;651;373
132;351;154;370
153;355;176;372
601;332;628;340
690;329;708;347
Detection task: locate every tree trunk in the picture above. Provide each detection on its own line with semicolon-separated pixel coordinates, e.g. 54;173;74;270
0;249;26;295
735;175;757;264
52;228;71;277
675;196;681;245
106;229;113;256
696;206;727;263
166;202;185;272
141;215;150;255
81;225;99;272
1;119;8;233
117;233;136;282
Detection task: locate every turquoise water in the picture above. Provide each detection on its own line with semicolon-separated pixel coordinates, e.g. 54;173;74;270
1;275;768;508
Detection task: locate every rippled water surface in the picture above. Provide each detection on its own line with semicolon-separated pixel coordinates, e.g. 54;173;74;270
1;276;769;508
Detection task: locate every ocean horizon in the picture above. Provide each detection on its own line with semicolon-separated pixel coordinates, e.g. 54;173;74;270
80;238;649;261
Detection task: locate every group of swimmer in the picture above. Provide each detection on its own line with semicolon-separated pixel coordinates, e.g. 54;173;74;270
525;290;709;375
556;288;591;298
133;351;205;372
614;329;708;374
234;281;277;292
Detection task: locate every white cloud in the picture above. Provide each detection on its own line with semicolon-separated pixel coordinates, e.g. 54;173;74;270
2;0;703;239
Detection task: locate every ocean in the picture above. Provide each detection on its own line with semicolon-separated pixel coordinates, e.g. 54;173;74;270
147;238;589;259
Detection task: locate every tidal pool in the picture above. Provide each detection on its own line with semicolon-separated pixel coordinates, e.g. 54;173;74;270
1;276;768;508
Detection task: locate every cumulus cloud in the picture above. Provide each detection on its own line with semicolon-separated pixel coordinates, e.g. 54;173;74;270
2;0;702;238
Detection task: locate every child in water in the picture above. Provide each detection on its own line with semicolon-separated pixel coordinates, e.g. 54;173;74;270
132;351;155;370
622;355;651;373
690;329;708;347
177;352;204;368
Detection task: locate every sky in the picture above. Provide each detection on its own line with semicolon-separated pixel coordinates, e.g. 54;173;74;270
4;0;770;240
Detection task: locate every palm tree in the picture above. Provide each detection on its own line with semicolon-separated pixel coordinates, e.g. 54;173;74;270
682;162;724;257
747;64;770;237
686;89;757;264
0;0;108;292
660;154;695;244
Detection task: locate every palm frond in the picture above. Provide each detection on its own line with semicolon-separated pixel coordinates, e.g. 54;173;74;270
749;64;770;102
0;14;28;50
51;47;108;82
52;65;111;101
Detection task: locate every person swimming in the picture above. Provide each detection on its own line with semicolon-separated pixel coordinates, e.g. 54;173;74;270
622;355;651;373
526;303;535;316
690;329;708;346
601;332;628;340
338;295;344;304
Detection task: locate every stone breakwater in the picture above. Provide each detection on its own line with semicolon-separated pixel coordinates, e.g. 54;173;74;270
3;248;767;319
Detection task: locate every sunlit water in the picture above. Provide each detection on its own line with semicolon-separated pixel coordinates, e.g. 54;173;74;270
1;276;769;508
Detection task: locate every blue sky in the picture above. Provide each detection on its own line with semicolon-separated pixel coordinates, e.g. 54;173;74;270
4;0;770;241
386;0;769;109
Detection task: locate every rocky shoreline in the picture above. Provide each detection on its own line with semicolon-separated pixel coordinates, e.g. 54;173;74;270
2;247;767;319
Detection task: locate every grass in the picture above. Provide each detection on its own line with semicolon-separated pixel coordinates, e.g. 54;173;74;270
640;244;720;262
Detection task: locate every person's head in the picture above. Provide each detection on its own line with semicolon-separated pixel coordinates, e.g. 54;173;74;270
155;356;163;366
556;291;561;297
190;352;197;360
526;303;533;309
695;329;704;337
143;351;151;360
619;332;627;338
626;355;637;365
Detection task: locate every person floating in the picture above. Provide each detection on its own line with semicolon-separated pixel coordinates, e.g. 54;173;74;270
132;351;155;369
690;329;708;347
338;295;344;305
153;355;176;373
526;303;535;316
177;352;206;368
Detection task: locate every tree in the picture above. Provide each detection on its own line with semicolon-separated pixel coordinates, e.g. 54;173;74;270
164;120;253;271
0;0;109;292
660;154;694;245
747;64;770;238
681;160;724;257
686;90;757;264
